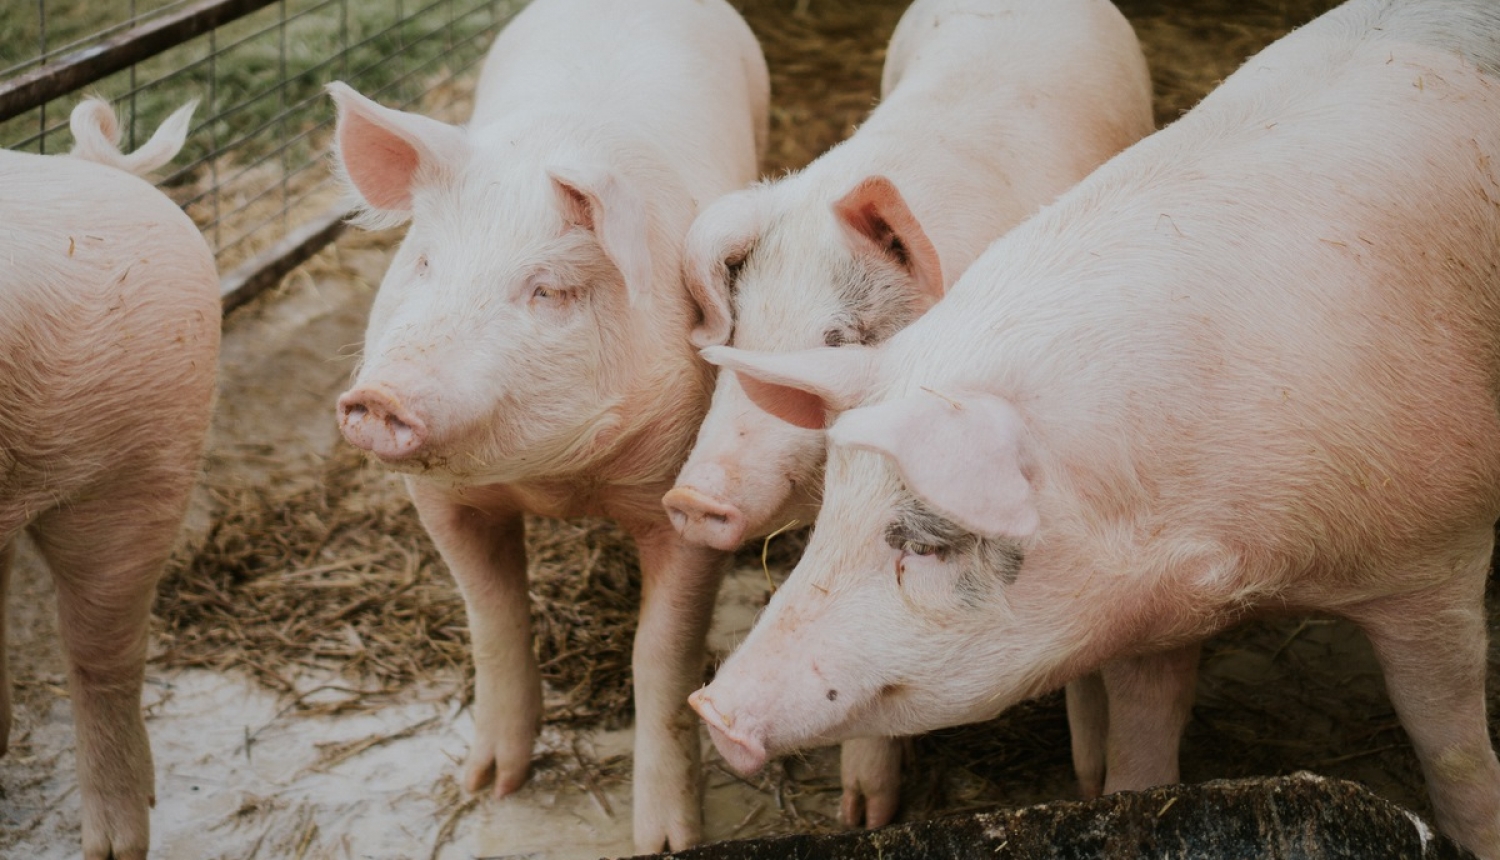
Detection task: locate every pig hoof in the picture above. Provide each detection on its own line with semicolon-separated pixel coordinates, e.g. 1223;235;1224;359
839;782;901;829
462;750;531;797
82;806;149;860
634;810;703;854
840;736;903;828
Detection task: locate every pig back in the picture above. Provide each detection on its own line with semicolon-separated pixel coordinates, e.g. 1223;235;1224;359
891;0;1500;598
0;151;220;521
468;0;766;199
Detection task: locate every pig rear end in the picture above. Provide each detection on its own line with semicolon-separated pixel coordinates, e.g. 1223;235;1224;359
0;99;219;860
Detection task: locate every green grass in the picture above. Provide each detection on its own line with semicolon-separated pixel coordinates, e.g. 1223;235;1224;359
0;0;524;263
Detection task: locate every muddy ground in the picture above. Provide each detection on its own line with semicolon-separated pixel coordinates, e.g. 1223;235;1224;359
11;0;1497;858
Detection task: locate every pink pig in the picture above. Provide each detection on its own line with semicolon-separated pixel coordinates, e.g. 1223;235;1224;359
1;98;219;860
690;0;1500;857
663;0;1155;826
329;0;767;850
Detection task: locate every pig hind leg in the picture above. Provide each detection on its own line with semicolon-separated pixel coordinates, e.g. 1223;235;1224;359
839;735;906;828
1347;536;1500;860
630;526;728;852
412;488;541;798
28;489;187;860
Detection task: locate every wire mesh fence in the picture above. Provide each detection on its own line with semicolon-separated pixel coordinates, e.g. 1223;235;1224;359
0;0;524;308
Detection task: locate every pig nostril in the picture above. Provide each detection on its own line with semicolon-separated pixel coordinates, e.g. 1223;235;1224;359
345;403;368;421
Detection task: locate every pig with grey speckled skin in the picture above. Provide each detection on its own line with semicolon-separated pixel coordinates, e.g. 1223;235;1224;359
692;1;1500;857
664;0;1161;826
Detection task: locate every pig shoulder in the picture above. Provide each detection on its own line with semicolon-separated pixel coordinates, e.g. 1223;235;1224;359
887;0;1500;602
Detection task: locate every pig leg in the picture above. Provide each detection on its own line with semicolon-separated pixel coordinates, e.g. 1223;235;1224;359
1065;672;1108;799
629;524;728;852
839;735;905;828
28;494;179;860
411;484;540;798
1100;644;1200;794
1347;542;1500;860
0;538;12;756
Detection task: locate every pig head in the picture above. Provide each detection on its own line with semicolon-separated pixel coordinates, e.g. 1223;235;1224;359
664;177;944;549
329;82;699;485
687;346;1086;771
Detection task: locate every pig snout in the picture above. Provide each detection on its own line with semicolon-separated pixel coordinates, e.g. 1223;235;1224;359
337;385;428;459
663;481;748;550
688;688;769;775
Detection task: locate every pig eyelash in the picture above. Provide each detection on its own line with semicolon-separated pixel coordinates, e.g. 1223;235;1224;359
531;283;567;301
899;539;943;558
823;327;856;347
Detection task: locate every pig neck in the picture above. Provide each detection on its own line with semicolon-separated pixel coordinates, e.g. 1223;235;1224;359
501;306;710;521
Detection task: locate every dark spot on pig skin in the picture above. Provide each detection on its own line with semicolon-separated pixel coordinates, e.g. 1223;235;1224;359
887;493;1025;592
826;689;838;702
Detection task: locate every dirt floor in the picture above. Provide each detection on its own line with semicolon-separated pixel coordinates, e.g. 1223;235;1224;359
12;0;1496;858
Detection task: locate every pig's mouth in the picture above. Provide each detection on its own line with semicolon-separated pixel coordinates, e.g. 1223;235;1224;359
689;689;770;774
689;679;889;776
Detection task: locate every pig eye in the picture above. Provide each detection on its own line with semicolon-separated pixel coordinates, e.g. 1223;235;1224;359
900;539;944;559
531;283;563;300
823;326;859;348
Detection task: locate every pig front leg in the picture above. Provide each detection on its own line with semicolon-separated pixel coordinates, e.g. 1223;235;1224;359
29;495;176;860
1347;538;1500;860
1064;646;1197;800
410;482;541;798
1100;644;1199;794
629;524;729;853
1065;672;1108;798
839;735;905;827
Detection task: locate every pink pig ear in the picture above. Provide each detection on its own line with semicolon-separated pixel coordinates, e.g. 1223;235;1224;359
832;175;944;307
327;81;469;215
829;391;1038;540
683;190;766;348
702;344;877;430
549;166;653;305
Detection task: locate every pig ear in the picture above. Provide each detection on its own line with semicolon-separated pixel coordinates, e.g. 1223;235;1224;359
327;82;469;218
829;391;1038;540
702;344;876;430
684;191;765;348
549;166;653;305
832;175;944;307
